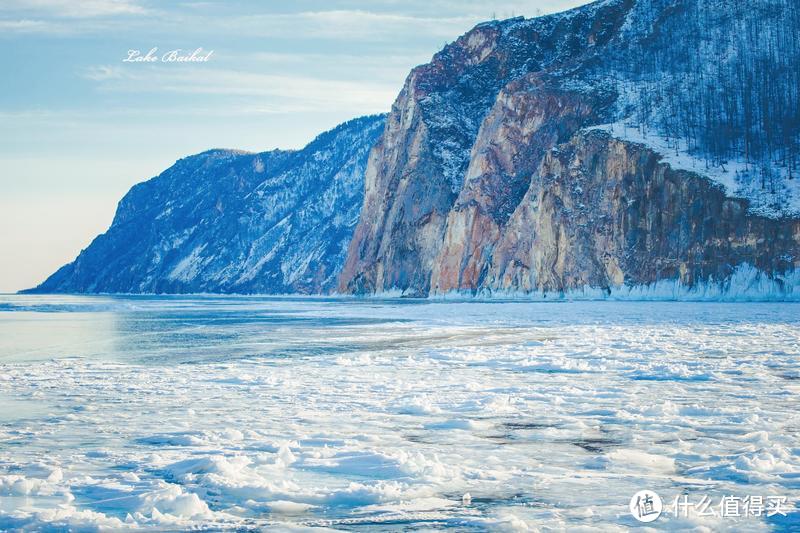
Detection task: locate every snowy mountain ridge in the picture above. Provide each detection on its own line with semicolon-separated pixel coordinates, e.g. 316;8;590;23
26;115;385;294
25;0;800;299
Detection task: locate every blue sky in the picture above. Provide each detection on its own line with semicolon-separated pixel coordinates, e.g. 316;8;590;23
0;0;590;292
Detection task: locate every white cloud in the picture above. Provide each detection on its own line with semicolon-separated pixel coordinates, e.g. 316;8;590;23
83;65;126;81
234;50;428;86
0;0;147;18
0;1;593;37
335;0;589;19
82;65;398;114
0;18;62;32
214;10;478;41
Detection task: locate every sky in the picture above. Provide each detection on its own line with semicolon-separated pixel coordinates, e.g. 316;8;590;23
0;0;591;293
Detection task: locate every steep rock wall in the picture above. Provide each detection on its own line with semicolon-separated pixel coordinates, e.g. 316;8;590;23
481;130;800;295
339;0;633;295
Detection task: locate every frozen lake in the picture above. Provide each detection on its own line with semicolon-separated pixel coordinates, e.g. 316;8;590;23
0;295;798;530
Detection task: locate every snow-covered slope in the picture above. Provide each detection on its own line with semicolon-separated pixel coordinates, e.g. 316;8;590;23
601;0;800;218
25;115;385;294
587;122;800;219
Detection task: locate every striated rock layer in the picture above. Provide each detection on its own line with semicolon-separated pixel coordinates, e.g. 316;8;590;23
480;130;800;296
339;0;631;296
340;0;800;297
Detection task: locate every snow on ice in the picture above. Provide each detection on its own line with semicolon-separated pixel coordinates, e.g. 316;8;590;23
0;295;798;530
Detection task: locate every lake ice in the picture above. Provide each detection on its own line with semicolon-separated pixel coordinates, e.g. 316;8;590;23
0;296;798;530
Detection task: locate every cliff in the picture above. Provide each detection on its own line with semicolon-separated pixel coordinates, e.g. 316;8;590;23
339;1;631;296
479;130;800;296
339;0;800;298
25;115;385;294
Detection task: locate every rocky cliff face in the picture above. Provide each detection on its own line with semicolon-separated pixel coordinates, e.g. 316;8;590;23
339;0;631;296
482;130;800;295
431;79;614;292
26;115;385;294
340;0;800;298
